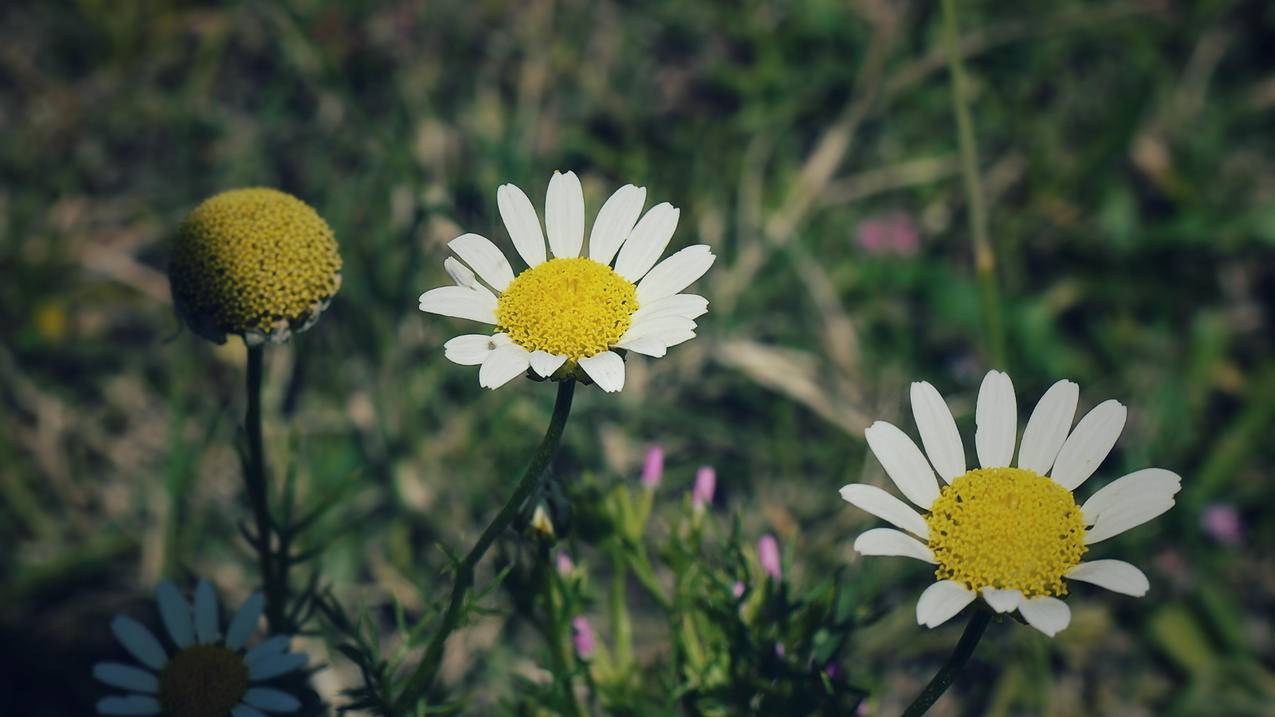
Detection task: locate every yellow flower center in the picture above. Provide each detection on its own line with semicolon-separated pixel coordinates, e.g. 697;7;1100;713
157;645;249;717
925;467;1087;597
495;257;638;360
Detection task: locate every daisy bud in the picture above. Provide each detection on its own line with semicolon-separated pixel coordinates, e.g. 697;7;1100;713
758;534;781;580
692;466;716;511
530;504;555;538
640;445;665;489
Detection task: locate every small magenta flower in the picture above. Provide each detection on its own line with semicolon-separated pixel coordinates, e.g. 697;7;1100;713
692;466;716;511
774;643;785;658
571;616;596;659
1201;504;1242;545
759;534;781;580
854;211;919;257
731;581;746;599
641;445;665;489
556;551;575;577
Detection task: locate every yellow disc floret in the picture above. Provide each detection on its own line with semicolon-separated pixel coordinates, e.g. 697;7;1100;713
157;645;250;717
495;257;638;360
926;467;1087;597
169;188;342;345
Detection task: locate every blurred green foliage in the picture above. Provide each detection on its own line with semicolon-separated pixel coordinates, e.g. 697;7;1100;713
1;0;1273;714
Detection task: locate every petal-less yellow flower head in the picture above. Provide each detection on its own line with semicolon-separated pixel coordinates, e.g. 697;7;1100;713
495;257;638;361
169;188;342;345
926;467;1087;597
157;644;249;717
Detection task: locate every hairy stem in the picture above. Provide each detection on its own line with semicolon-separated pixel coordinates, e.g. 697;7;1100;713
394;379;577;711
942;0;1007;368
244;344;285;630
901;607;993;717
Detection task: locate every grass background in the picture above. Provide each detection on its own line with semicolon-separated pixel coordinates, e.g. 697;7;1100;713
1;0;1273;714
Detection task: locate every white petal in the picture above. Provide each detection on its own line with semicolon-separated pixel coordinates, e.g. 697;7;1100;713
529;351;568;378
635;245;715;303
839;484;929;538
194;579;219;644
1050;399;1127;490
226;593;265;650
619;316;697;344
111;617;167;670
418;286;497;325
588;184;646;266
1018;380;1079;475
448;234;515;291
631;293;709;323
1085;498;1175;544
981;588;1023;613
545;170;585;259
975;370;1016;468
249;652;308;681
1081;468;1182;525
614;336;667;357
1066;560;1149;597
443;334;500;366
232;706;270;717
863;421;941;509
243;687;301;712
498;183;547;267
910;382;966;482
916;580;977;628
443;257;479;289
614;203;680;281
97;696;161;715
1018;596;1071;637
578;350;626;392
479;344;532;389
853;528;935;563
93;663;159;693
155;581;194;648
245;636;291;666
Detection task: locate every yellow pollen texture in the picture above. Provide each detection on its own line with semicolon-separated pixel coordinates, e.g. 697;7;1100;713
157;645;250;717
925;467;1086;597
169;187;342;341
495;257;638;360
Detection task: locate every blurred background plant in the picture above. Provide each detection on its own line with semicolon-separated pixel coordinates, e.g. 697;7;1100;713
1;0;1273;714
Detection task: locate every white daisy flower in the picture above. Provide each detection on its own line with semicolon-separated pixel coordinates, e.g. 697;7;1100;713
94;580;308;717
418;171;714;392
841;371;1181;637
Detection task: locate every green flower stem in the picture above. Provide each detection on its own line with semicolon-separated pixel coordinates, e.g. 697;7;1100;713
394;379;577;711
942;0;1006;368
609;544;633;670
901;606;993;717
244;344;285;630
545;562;584;717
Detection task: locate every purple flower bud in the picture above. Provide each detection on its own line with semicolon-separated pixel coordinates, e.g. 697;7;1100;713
823;662;842;680
692;466;716;511
641;445;665;489
1201;503;1243;545
556;551;575;577
758;534;781;580
855;212;920;257
731;581;746;599
571;616;596;659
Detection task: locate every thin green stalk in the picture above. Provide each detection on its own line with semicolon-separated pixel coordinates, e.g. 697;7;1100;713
245;344;285;630
901;607;993;717
942;0;1007;368
609;544;633;670
545;562;584;717
394;379;577;711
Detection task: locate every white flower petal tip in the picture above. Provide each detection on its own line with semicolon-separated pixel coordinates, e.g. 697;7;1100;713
852;528;935;563
243;687;302;713
194;579;219;644
863;421;940;509
980;588;1023;614
1050;399;1127;490
226;593;266;650
546;170;586;259
614;202;680;281
910;381;966;481
839;483;929;539
248;652;309;681
232;705;271;717
615;336;667;357
1066;560;1150;597
110;616;167;671
578;351;626;392
418;286;497;325
155;580;194;648
529;351;569;378
96;695;162;715
443;334;503;366
1081;467;1182;527
245;635;292;666
1018;379;1079;475
448;234;515;291
479;344;532;390
635;244;714;304
1018;596;1071;637
975;370;1016;468
497;183;547;267
588;184;646;266
93;663;159;693
916;580;977;628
